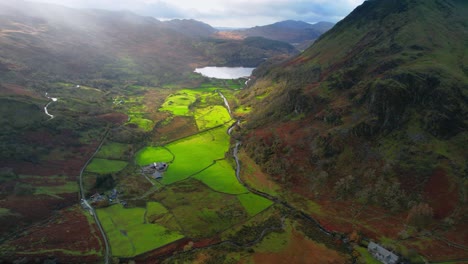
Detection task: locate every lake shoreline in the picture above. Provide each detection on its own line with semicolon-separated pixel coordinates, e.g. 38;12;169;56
194;66;255;79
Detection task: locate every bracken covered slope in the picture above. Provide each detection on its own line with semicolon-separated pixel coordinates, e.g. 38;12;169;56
239;0;467;260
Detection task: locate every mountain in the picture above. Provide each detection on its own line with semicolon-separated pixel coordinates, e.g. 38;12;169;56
219;20;335;50
163;19;218;37
239;0;467;261
0;1;296;87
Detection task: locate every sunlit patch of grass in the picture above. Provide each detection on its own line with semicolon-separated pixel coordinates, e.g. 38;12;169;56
97;204;184;258
127;116;154;132
160;90;198;116
160;125;230;184
135;146;174;166
194;159;248;194
194;105;232;130
86;158;128;174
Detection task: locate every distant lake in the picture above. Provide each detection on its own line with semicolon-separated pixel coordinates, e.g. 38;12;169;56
194;67;255;79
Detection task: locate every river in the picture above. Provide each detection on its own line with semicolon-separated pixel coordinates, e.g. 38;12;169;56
44;92;58;119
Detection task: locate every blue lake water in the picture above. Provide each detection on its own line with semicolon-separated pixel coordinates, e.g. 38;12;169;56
194;67;255;79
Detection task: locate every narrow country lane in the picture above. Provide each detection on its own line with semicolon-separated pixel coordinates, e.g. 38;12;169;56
78;130;111;264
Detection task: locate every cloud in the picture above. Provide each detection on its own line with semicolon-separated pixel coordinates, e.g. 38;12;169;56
26;0;365;27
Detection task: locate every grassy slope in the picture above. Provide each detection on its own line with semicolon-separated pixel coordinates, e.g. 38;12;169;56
240;0;468;261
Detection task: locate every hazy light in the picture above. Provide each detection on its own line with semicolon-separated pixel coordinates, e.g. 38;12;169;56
25;0;365;27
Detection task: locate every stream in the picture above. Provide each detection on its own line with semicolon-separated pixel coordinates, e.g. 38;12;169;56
44;92;58;119
219;90;336;236
156;91;342;262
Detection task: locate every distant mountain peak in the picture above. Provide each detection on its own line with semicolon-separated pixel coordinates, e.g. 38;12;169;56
219;20;335;50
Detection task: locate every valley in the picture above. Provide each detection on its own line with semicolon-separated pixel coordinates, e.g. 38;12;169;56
0;75;350;263
0;0;467;263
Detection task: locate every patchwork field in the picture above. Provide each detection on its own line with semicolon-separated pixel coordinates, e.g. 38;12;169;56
194;105;231;130
96;203;184;258
136;124;231;185
135;147;174;166
193;159;248;194
108;87;275;256
160;90;198;116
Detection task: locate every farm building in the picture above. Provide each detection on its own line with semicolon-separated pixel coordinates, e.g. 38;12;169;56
141;162;168;180
368;241;399;264
151;162;168;172
152;171;163;179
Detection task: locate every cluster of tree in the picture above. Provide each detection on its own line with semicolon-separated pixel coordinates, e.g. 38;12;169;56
330;169;410;212
227;215;283;245
406;203;433;229
243;133;295;183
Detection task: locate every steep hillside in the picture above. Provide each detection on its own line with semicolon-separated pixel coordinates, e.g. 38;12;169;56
239;0;468;261
196;37;298;67
220;20;334;49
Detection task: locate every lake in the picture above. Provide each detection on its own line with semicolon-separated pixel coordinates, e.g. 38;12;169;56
194;67;255;79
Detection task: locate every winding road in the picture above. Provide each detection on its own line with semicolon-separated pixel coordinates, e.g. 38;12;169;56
78;130;111;264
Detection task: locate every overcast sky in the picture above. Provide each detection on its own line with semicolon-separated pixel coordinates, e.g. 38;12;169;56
27;0;365;28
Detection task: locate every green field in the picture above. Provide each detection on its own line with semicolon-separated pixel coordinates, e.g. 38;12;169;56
160;125;231;184
127;116;154;132
237;193;274;217
160;90;198;116
86;158;128;174
135;147;174;166
146;201;169;216
159;88;232;131
97;204;184;258
136;125;231;185
96;142;130;160
194;105;232;130
194;160;248;194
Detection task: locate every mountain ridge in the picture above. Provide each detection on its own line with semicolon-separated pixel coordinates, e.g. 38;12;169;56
239;0;467;261
217;20;334;50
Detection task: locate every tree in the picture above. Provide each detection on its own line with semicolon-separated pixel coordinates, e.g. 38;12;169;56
406;203;433;229
334;175;356;199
